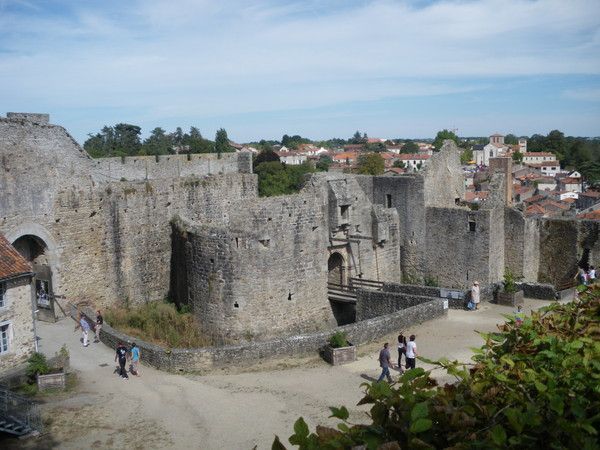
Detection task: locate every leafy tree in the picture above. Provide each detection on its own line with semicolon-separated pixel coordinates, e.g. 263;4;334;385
350;131;363;144
172;127;184;147
401;140;419;154
316;155;332;172
142;127;172;156
114;123;142;156
527;134;546;152
546;129;566;160
254;149;281;166
364;142;386;152
393;160;406;169
215;128;233;156
255;161;291;197
357;153;384;175
185;127;213;153
512;150;524;164
460;148;474;165
432;129;459;151
287;162;315;191
276;286;600;449
504;133;518;145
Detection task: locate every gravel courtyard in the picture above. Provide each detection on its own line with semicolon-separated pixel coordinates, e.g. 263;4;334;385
7;297;562;450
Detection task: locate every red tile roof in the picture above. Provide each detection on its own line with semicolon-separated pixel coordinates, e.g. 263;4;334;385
580;191;600;198
0;234;32;281
578;210;600;220
396;154;431;161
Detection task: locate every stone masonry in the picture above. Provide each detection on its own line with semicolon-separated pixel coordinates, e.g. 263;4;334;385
0;113;597;347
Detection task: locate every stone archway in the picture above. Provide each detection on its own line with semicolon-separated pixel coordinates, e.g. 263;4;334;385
7;224;60;322
328;252;346;286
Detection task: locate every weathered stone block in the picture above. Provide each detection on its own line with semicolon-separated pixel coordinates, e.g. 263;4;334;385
322;344;356;366
496;290;524;306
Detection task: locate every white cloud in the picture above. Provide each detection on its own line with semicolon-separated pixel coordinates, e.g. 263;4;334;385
0;0;599;139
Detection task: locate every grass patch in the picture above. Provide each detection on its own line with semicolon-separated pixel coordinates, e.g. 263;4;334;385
104;301;211;348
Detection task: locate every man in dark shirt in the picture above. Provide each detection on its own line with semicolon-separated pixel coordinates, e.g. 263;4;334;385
377;342;393;383
115;342;129;379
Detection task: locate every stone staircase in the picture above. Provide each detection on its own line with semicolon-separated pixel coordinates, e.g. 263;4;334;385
0;385;42;437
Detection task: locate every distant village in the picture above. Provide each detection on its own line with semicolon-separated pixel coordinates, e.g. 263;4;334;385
232;134;599;219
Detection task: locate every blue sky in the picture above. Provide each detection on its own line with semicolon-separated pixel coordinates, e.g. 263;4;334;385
1;0;599;144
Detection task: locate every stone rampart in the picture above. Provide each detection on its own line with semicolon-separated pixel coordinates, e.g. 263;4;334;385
92;152;252;182
76;300;446;372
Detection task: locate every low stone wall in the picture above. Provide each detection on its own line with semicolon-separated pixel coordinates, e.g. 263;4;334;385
382;283;440;297
73;301;446;373
0;354;70;389
516;282;556;300
356;289;435;321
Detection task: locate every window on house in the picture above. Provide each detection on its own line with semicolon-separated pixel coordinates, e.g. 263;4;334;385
386;194;392;208
0;283;5;308
468;219;476;232
0;323;9;354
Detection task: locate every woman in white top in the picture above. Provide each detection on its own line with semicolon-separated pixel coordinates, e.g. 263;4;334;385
405;335;417;369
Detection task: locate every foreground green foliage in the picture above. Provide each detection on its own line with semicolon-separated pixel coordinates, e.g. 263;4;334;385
276;286;600;449
105;301;210;348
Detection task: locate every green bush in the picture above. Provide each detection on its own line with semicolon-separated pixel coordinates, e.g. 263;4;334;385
328;331;350;349
503;268;519;293
276;286;600;449
105;301;211;348
26;353;50;382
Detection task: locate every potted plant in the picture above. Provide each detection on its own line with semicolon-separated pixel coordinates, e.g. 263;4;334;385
323;331;356;366
496;268;524;306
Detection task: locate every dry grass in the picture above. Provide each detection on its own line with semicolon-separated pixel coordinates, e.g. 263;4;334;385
104;302;212;348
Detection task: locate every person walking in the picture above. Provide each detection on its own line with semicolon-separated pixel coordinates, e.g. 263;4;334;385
94;310;103;343
471;281;481;310
377;343;393;383
115;342;129;380
588;266;596;284
74;314;91;347
397;333;407;372
130;342;141;377
405;335;417;370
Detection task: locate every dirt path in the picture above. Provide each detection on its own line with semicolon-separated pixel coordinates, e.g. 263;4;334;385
10;297;562;449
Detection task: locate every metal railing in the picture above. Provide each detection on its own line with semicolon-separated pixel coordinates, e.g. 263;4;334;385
0;385;42;435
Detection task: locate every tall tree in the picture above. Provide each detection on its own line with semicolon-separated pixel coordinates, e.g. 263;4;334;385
215;128;233;157
432;129;459;151
143;127;172;156
401;140;419;154
356;153;385;175
504;134;518;145
113;123;142;156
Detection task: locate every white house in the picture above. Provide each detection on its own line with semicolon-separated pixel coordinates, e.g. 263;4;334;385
518;138;527;153
0;234;35;372
277;151;308;165
473;143;500;166
526;160;560;176
522;152;556;164
396;154;431;171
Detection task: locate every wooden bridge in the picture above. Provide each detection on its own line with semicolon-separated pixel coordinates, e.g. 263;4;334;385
327;277;384;304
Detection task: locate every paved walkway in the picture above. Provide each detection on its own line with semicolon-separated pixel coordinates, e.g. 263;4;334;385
21;297;561;449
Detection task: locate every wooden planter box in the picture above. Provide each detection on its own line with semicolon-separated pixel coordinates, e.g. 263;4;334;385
323;344;356;366
497;290;524;307
37;371;66;391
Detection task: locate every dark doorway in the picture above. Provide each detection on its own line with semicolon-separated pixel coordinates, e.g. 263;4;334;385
328;252;345;285
12;235;55;322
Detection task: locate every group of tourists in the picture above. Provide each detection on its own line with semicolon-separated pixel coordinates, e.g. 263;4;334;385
115;341;141;380
74;310;141;380
74;310;103;347
377;333;417;382
577;266;596;285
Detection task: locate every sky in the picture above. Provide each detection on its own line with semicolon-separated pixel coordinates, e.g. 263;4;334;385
0;0;599;144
